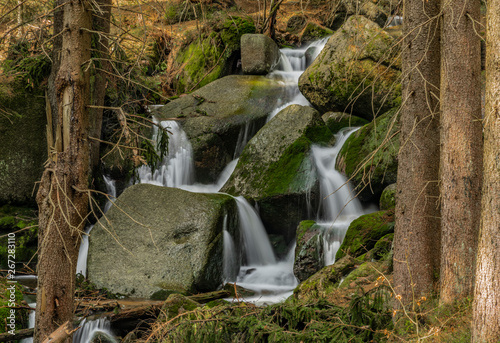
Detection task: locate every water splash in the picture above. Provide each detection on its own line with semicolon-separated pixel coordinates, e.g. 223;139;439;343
72;318;117;343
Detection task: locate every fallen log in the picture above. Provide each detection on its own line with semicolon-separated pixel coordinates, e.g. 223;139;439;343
41;321;77;343
188;290;230;303
0;328;34;342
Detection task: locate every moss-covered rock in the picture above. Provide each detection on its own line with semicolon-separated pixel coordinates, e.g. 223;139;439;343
299;15;401;121
336;107;400;202
286;15;307;33
293;255;356;302
338;261;382;288
172;16;255;94
322;112;369;134
155;75;284;183
0;276;27;334
88;184;240;298
335;209;395;261
0;81;46;205
241;34;281;75
221;104;334;242
160;294;200;321
379;183;396;210
371;233;394;261
0;205;38;270
300;22;333;44
294;220;325;282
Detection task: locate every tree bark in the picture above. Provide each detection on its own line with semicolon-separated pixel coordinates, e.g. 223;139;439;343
88;0;112;176
439;0;483;304
34;0;93;341
472;0;500;340
393;0;441;306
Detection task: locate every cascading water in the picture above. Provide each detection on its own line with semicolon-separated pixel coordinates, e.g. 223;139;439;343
267;37;329;120
19;303;36;343
72;318;117;343
312;128;375;265
137;120;194;187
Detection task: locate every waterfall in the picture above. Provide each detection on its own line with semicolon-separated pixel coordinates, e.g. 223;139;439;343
137;120;194;187
267;37;330;120
72;318;117;343
312;128;373;265
19;303;36;343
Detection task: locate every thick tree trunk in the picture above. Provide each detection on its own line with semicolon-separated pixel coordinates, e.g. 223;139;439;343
393;0;441;306
472;0;500;340
439;0;483;304
34;0;92;341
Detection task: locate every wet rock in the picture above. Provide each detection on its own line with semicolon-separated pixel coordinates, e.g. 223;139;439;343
241;34;281;75
294;220;325;282
221;104;333;242
322;112;369;134
155;75;284;183
299;16;401;121
88;184;240;298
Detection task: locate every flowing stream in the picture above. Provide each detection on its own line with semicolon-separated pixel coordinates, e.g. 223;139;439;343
72;36;373;340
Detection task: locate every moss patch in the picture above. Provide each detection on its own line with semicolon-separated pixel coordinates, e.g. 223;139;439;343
173;16;255;93
322;112;369;134
335;107;400;202
335;209;395;261
0;276;27;334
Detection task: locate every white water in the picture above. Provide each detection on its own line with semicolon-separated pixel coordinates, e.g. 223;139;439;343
312;128;374;265
72;318;117;343
19;303;36;343
267;37;329;120
137;120;194;187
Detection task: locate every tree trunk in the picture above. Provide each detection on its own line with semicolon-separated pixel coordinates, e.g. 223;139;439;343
34;0;92;341
88;0;112;176
472;0;500;340
439;0;483;304
393;0;441;306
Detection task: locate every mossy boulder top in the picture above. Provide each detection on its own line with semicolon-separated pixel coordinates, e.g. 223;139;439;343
298;15;401;120
87;184;239;299
335;209;395;261
322;112;369;134
221;104;333;241
154;75;285;182
241;34;281;75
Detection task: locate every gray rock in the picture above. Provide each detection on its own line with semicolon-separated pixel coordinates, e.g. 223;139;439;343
155;75;284;183
0;84;46;205
294;221;325;282
299;15;401;121
241;34;281;75
87;184;239;298
221;104;333;242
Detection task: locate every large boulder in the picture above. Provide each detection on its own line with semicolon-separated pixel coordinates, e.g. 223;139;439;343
170;16;255;93
87;184;239;298
221;104;333;242
294;220;325;282
335;209;395;261
155;75;285;183
299;15;401;121
241;34;280;75
336;107;400;202
0;83;46;205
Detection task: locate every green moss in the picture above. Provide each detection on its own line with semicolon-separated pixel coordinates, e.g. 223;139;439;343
371;233;394;261
301;22;333;42
0;277;27;334
323;113;369;134
296;220;316;245
379;183;396;210
161;294;200;320
336;107;400;202
339;262;379;288
336;210;395;260
0;205;38;269
174;16;255;93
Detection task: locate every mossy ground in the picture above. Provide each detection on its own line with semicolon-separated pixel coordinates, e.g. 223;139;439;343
0;276;27;334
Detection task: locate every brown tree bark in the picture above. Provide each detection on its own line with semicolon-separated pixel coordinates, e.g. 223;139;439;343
34;0;93;341
472;0;500;340
393;0;441;306
439;0;483;304
88;0;112;175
